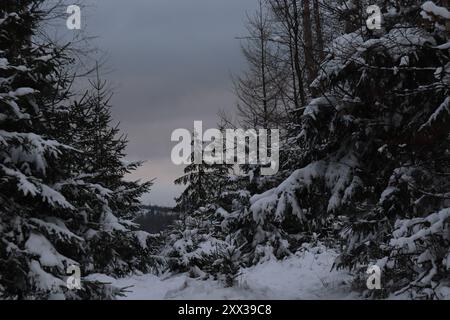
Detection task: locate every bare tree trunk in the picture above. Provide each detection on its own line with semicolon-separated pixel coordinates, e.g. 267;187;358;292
291;0;306;106
301;0;315;85
258;1;269;128
288;39;299;108
313;0;324;61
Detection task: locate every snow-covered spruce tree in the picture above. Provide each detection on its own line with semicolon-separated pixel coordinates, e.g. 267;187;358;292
0;0;80;299
164;136;247;286
330;0;450;299
64;68;156;277
0;1;154;299
174;138;230;213
241;0;449;297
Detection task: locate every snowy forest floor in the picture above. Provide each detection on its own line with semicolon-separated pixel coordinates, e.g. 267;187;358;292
90;245;359;300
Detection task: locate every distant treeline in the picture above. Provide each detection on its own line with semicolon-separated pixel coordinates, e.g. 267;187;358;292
135;205;178;234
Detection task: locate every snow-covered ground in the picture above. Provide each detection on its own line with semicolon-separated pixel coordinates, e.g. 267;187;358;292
91;246;358;300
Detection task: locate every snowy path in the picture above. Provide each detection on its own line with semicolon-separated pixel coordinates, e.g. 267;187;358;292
97;246;358;300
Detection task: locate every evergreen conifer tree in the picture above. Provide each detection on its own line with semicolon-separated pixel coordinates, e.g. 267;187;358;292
0;1;155;299
238;0;450;297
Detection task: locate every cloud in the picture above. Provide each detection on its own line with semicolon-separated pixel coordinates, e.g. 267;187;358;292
84;0;257;205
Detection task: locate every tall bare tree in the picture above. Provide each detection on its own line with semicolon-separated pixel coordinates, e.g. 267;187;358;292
268;0;307;109
234;0;287;129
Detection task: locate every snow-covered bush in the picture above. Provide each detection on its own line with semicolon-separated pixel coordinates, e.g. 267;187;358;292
377;207;450;299
162;205;244;286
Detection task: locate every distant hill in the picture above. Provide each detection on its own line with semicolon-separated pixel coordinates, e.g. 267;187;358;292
135;205;178;234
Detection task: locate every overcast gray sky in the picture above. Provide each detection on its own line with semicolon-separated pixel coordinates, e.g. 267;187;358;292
82;0;257;206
